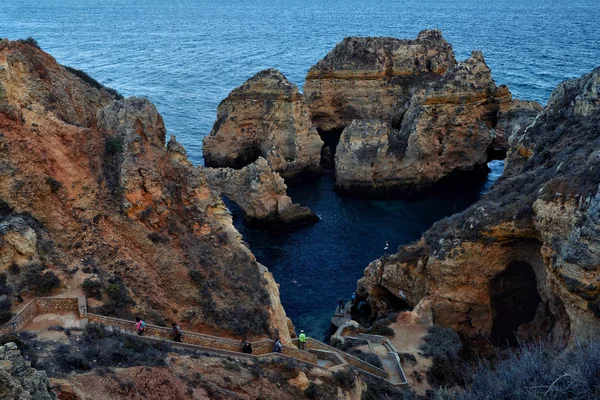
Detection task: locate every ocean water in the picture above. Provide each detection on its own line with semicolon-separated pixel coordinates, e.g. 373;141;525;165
2;0;599;338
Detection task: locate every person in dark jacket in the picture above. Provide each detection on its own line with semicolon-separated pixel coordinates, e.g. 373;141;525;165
242;340;253;354
171;322;182;342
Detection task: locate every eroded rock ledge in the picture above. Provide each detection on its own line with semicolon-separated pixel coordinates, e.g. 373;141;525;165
358;67;600;352
205;157;318;228
202;69;323;179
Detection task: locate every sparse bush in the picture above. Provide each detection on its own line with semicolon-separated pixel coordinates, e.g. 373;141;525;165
332;369;356;391
63;65;123;99
81;278;103;300
46;176;62;192
8;263;20;275
22;264;60;295
457;339;600;400
361;373;413;400
105;136;124;155
99;278;134;317
420;325;464;388
348;348;383;369
369;318;395;337
304;382;321;399
17;37;40;49
148;232;169;244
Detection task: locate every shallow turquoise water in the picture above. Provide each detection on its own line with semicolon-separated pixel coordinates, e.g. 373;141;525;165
2;0;599;338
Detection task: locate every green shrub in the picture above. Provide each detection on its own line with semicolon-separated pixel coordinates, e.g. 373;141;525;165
17;37;40;49
420;325;464;388
105;136;124;155
62;65;123;99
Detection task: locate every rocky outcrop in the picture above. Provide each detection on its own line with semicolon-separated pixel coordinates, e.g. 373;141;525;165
205;158;318;227
0;39;292;341
304;30;456;134
0;342;55;400
203;69;323;178
334;51;540;194
358;67;600;352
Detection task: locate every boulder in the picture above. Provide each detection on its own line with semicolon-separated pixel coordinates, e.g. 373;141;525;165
203;69;323;178
204;157;318;227
0;342;56;400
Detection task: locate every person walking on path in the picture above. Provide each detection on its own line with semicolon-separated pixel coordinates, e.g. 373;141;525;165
171;322;182;342
273;338;283;353
242;340;253;354
298;330;307;350
135;317;146;336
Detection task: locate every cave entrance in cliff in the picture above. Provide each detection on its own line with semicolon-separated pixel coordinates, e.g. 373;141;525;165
316;127;345;171
490;260;542;347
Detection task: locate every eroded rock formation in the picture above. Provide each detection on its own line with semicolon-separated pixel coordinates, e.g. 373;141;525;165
0;39;292;341
0;342;55;400
205;157;318;227
304;30;456;134
334;51;541;193
202;69;323;178
358;67;600;351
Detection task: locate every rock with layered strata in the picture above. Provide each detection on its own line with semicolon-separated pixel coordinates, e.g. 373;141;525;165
203;69;323;178
304;29;456;134
205;157;318;227
358;67;600;352
334;51;539;193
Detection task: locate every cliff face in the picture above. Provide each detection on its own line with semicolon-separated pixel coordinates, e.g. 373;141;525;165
334;51;541;193
202;69;323;179
304;29;456;134
358;67;600;351
0;40;291;341
205;157;318;227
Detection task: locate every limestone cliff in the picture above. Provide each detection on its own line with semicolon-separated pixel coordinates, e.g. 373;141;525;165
358;67;600;351
202;69;323;178
304;29;456;134
0;342;55;400
334;51;540;194
205;157;318;227
0;39;291;341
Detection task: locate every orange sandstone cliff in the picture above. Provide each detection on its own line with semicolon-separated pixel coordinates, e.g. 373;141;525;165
0;39;292;341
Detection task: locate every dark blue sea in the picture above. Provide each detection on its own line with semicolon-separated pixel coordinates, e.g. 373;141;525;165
2;0;599;338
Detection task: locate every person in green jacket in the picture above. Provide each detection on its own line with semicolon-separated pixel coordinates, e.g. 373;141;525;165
298;330;307;350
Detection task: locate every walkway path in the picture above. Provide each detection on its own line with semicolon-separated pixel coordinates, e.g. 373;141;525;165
1;296;408;386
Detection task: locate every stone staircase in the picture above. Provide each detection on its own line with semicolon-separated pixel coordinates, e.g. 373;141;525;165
1;296;408;386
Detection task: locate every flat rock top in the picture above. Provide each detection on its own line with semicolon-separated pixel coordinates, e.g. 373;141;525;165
227;68;299;99
307;29;455;75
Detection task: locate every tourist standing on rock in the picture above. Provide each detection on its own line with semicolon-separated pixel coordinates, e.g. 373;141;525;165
273;338;283;353
242;340;253;354
171;322;182;342
351;292;356;304
298;330;307;350
135;317;146;336
338;298;345;311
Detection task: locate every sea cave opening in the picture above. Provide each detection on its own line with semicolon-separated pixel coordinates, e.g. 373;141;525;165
490;260;542;347
317;127;345;171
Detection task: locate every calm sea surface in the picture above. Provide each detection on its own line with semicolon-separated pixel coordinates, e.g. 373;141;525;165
2;0;599;338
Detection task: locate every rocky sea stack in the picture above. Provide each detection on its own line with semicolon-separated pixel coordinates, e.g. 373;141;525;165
203;68;323;179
